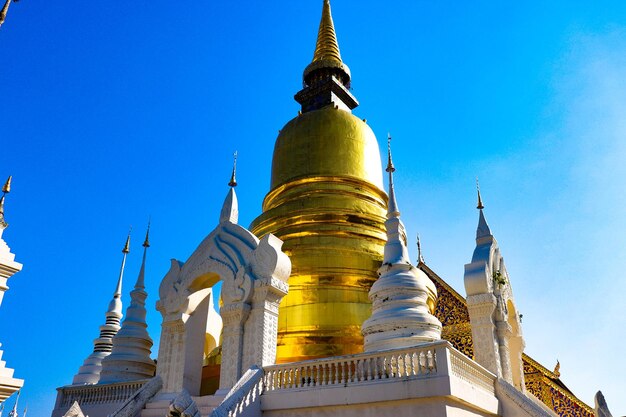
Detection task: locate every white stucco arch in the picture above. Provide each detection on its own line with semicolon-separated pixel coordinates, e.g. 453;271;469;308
155;190;290;398
464;210;525;390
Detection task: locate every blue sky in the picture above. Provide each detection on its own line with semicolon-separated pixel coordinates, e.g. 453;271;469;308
2;1;626;416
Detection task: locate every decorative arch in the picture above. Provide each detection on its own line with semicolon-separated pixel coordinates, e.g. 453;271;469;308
464;224;525;391
155;208;290;397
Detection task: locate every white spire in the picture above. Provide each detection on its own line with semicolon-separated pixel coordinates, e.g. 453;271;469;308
382;134;410;265
72;232;130;385
476;179;492;239
361;137;441;352
100;221;155;383
220;152;239;224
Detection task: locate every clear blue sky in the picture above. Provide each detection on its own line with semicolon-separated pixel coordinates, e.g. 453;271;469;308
2;2;626;416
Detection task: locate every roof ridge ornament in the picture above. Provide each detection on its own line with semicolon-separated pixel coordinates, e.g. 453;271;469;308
417;233;425;265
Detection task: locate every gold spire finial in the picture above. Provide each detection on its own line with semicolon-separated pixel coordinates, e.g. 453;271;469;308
123;227;131;254
228;151;238;188
2;176;11;194
143;219;151;248
476;177;484;210
303;0;351;86
312;0;342;65
386;133;395;173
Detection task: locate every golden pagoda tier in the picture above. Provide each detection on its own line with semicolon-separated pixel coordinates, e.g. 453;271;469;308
250;0;388;363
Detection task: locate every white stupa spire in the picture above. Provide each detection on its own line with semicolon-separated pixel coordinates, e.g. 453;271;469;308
361;135;441;352
382;134;410;265
72;232;130;385
476;178;492;239
220;151;239;224
100;221;156;383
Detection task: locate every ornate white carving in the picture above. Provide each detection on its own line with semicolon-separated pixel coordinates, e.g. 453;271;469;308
464;207;525;390
155;187;291;396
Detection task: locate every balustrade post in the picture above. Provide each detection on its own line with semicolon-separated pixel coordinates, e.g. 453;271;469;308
434;342;450;376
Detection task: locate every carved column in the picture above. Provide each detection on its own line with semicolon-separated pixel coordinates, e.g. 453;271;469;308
156;320;186;394
219;302;250;391
495;320;513;383
242;277;289;372
466;293;502;377
509;334;526;392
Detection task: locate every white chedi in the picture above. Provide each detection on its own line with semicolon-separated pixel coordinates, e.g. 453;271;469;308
361;137;441;352
99;224;156;383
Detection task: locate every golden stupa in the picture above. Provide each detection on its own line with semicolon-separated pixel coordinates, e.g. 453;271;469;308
250;0;388;363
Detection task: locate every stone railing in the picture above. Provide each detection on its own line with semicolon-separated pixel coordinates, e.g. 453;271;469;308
263;340;496;394
264;342;442;391
208;341;496;416
448;345;496;395
57;379;149;408
210;366;264;417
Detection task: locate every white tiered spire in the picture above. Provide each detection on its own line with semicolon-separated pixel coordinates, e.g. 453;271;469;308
100;222;156;383
361;135;441;352
72;232;130;385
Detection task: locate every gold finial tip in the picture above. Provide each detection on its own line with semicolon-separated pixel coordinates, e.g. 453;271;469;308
303;0;351;85
228;151;238;187
2;176;12;194
123;228;131;253
476;178;484;210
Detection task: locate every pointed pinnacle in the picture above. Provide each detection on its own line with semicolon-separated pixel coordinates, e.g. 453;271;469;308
476;178;484;210
312;0;342;64
2;175;11;194
143;219;150;248
123;228;131;253
386;133;395;173
303;0;351;86
417;233;425;264
228;151;238;187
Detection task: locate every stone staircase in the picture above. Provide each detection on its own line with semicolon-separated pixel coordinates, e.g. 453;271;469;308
140;394;224;417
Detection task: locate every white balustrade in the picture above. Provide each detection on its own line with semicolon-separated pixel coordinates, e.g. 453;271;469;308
58;380;149;407
263;343;440;391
